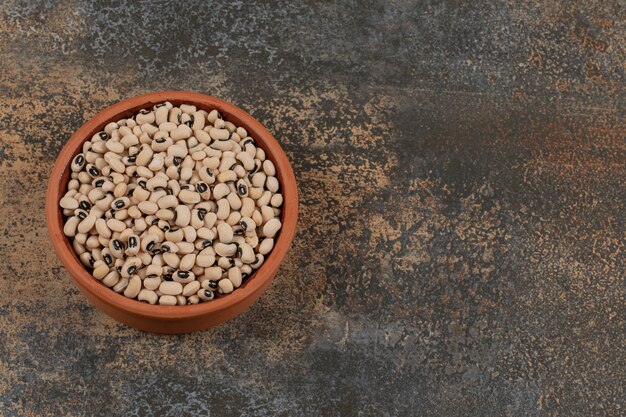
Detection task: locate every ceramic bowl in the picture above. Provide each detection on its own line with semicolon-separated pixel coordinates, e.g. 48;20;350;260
46;91;298;333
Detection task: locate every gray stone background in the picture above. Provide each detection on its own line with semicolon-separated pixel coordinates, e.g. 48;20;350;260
0;1;624;416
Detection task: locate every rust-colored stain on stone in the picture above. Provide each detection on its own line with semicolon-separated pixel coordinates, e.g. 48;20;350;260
0;1;624;416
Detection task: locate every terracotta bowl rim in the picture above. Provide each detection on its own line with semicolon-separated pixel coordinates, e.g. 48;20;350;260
45;90;298;320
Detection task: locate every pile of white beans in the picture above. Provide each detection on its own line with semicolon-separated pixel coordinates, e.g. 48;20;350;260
60;102;283;305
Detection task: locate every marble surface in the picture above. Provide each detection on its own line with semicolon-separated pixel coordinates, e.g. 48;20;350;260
0;1;623;416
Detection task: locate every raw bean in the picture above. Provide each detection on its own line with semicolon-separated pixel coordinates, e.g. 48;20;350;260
106;218;126;232
159;295;177;305
203;266;223;281
179;189;201;204
123;275;142;298
209;128;230;140
183;281;201;297
271;193;283;207
170;124;192;141
259;238;274;255
198;289;215;300
217;170;237;183
112;277;129;293
263;160;276;176
173;270;195;284
179;253;196;271
196;252;215;267
214;242;237;257
266;176;279;192
263;218;282;238
228;266;242;288
159;281;183;296
102;270;120;287
78;214;97;234
63;216;80;237
138;201;159;215
60;196;79;209
163;252;180;268
238;243;255;264
144;276;162;291
138;289;158;304
217;222;234;243
216;199;230;220
218;278;234;294
251;254;264;269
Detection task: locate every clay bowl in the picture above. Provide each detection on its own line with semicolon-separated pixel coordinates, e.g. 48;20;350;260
46;91;298;334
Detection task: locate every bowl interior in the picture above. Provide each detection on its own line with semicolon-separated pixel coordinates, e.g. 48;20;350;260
46;91;298;319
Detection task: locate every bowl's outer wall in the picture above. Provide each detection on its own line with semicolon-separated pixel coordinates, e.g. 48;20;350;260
46;91;298;333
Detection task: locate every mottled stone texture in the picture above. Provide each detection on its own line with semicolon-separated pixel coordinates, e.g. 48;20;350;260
0;0;624;416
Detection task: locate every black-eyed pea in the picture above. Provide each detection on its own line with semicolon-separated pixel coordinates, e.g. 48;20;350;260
195;181;210;199
121;257;142;278
170;124;192;141
215;243;237;258
216;199;230;220
266;176;279;193
174;205;191;227
86;235;101;250
102;270;120;287
213;183;230;200
113;209;129;221
237;243;255;264
71;153;86;172
133;186;151;202
87;188;105;204
235;179;248;197
261;205;275;223
138;201;159;215
60;195;79;210
251;172;266;188
257;191;272;207
262;218;282;238
106;218;126;233
183;280;201;297
251;254;265;269
196;251;215;267
93;260;109;280
273;207;281;217
158;295;177;306
248;186;263;200
177;241;195;254
160;241;179;254
159;281;183;295
112;277;129;293
218;278;234;294
187;295;200;304
271;193;283;207
179;253;196;271
252;209;263;227
111;196;130;210
223;121;236;133
197;227;215;240
123;275;142;298
136;166;153;179
137;289;158;304
163;252;180;268
229;266;242;288
156;208;175;221
175;295;186;305
165;227;184;243
182;225;197;242
217;170;237;183
63;216;80;237
262;159;276;176
144;235;162;256
227;192;242;211
240;198;255;218
134;250;150;266
202;211;217;229
79;251;93;267
209;127;230;141
259;238;274;255
217;256;232;269
172;270;194;284
203;266;223;281
77;214;97;234
198;289;215;301
217;222;234;243
134;217;148;233
126;234;140;256
75;232;88;245
144;276;162;291
178;189;200;204
109;239;125;258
